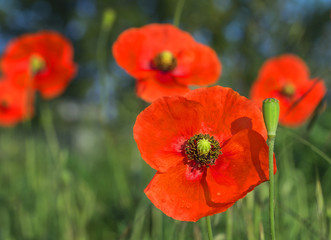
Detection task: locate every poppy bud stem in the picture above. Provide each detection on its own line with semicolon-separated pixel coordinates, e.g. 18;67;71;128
262;98;279;240
267;137;276;240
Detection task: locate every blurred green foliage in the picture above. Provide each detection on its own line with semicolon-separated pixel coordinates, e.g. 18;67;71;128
0;0;330;239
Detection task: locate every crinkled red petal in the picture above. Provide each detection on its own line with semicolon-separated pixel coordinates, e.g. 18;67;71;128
175;43;221;86
136;76;190;102
256;54;309;89
206;129;276;203
145;163;235;222
133;96;203;172
185;86;267;141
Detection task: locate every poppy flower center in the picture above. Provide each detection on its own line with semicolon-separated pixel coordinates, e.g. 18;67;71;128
30;55;46;75
185;134;222;167
281;83;296;98
152;51;177;72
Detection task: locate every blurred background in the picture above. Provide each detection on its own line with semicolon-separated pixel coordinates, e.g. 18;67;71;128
0;0;330;239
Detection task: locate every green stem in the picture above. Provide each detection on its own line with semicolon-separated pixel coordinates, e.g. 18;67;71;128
245;193;255;240
173;0;186;27
96;9;116;118
268;137;276;240
24;121;37;191
206;216;213;240
226;208;233;240
41;105;59;162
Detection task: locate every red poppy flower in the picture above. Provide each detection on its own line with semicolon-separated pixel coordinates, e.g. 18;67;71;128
0;77;34;127
250;54;327;127
133;86;276;221
112;24;221;102
1;31;77;99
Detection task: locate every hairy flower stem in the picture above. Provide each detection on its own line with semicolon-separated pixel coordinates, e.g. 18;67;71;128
268;137;276;240
206;216;213;240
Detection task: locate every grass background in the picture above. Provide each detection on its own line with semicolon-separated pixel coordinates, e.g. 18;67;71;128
0;0;330;239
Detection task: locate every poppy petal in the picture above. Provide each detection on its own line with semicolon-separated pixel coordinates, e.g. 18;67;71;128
137;24;196;54
145;163;235;222
35;31;75;63
175;43;221;86
185;86;267;141
112;28;148;78
206;129;275;203
136;77;190;102
133;96;203;172
0;78;34;126
35;65;77;99
257;54;309;88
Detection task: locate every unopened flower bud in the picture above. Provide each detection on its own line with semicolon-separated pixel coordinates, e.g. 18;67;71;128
102;8;116;30
262;98;280;139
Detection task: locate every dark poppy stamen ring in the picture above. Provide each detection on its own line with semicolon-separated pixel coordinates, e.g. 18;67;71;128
152;50;177;72
185;133;222;167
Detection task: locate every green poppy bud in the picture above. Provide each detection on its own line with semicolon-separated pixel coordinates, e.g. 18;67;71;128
262;98;280;139
102;8;116;30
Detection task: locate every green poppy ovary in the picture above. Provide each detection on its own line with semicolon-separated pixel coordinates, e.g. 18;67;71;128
197;138;211;155
153;50;177;72
185;134;221;167
281;83;296;97
30;55;46;75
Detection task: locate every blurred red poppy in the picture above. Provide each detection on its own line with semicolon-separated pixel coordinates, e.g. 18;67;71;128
0;78;34;127
250;54;327;127
1;31;77;99
133;86;275;221
112;24;221;102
